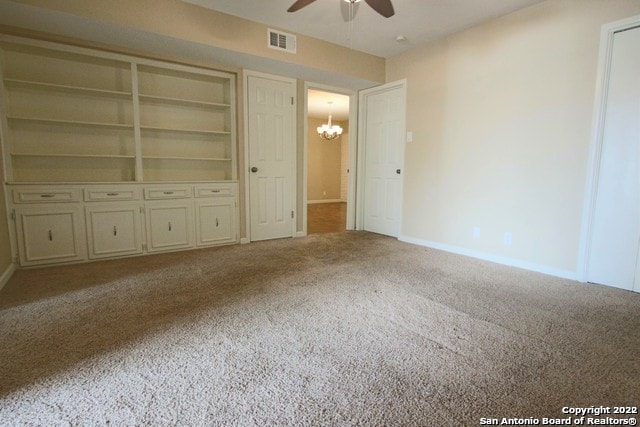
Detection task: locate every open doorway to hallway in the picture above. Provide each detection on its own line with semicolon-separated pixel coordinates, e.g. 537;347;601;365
307;89;350;235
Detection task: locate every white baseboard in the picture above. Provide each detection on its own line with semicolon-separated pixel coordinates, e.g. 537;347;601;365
399;235;577;280
307;199;345;204
240;237;250;244
0;262;16;292
296;231;306;238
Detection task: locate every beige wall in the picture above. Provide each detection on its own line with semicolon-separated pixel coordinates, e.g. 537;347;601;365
386;0;640;274
307;118;344;201
7;0;385;84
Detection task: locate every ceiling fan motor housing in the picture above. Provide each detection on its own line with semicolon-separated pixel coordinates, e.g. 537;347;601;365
288;0;394;18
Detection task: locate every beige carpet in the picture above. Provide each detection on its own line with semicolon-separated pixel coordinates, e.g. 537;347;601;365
0;231;638;425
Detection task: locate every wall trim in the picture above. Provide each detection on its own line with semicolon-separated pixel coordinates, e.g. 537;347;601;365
399;235;577;281
307;199;345;204
0;262;16;292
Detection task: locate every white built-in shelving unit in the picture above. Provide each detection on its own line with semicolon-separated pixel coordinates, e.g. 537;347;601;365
0;35;236;183
0;35;239;267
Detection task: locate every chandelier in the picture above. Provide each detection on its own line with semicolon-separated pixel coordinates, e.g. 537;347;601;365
317;101;343;140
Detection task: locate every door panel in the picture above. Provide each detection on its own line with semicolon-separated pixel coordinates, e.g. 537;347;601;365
85;204;143;259
247;75;295;241
195;199;235;246
360;81;406;237
15;205;86;265
146;201;193;252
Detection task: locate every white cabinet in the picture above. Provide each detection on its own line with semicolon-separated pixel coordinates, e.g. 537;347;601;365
85;203;143;259
144;185;195;253
8;182;237;266
195;198;235;246
14;205;86;266
145;200;194;253
194;183;237;247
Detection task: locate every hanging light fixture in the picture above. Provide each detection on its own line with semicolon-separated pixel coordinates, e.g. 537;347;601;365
317;102;343;141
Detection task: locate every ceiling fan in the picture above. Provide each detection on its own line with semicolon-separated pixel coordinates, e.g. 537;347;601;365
287;0;395;18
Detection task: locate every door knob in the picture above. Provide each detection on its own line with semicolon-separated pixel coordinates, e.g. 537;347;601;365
251;167;258;173
396;169;401;174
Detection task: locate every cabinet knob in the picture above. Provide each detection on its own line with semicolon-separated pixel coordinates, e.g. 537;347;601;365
48;230;53;241
113;226;117;236
168;221;172;231
396;169;401;175
251;167;258;173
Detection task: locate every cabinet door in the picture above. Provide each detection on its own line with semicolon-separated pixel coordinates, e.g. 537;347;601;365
195;198;236;247
14;205;86;266
145;201;194;252
85;204;143;259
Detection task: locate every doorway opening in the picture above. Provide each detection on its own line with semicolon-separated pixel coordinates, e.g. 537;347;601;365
306;89;350;235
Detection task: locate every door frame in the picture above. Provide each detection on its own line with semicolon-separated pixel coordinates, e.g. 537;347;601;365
302;82;358;235
356;79;407;233
577;14;640;282
243;70;297;242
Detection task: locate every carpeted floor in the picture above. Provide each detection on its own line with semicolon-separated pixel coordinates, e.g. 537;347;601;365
0;231;638;426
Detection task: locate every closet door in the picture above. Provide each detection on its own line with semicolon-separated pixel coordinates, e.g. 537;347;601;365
588;26;640;292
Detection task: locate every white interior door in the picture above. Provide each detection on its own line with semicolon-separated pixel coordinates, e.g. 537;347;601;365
247;73;296;241
358;80;406;237
588;26;640;292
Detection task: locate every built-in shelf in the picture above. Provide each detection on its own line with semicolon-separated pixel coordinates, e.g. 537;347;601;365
140;125;231;135
11;153;135;159
139;93;230;109
3;78;133;98
142;156;232;161
1;35;236;183
7;116;134;129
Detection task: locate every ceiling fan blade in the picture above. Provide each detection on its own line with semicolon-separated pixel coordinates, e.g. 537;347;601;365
364;0;394;18
287;0;317;12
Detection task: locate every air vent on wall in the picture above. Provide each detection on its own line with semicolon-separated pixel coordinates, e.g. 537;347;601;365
268;29;297;54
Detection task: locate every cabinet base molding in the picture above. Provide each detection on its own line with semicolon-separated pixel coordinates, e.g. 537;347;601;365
15;241;240;270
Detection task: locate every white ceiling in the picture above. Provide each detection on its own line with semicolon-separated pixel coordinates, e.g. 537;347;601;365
183;0;545;58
